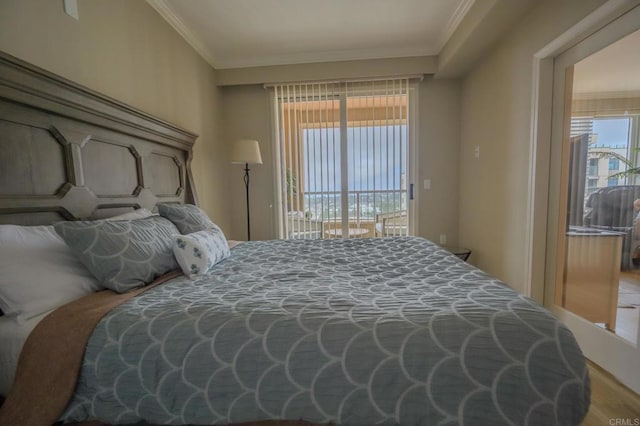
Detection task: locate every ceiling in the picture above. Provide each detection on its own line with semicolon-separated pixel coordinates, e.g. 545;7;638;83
573;28;640;96
147;0;474;69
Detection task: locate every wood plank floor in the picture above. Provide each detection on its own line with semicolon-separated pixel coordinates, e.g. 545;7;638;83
583;360;640;426
617;273;640;344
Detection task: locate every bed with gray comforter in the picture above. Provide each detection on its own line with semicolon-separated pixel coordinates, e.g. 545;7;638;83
61;237;590;425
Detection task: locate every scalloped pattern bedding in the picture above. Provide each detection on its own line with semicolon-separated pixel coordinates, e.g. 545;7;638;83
60;237;589;425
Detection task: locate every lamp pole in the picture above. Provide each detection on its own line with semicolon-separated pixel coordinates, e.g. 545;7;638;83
244;162;251;241
231;139;261;241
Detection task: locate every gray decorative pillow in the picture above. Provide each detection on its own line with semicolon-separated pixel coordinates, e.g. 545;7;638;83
54;216;180;293
157;203;222;234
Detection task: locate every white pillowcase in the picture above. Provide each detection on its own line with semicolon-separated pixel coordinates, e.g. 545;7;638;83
172;229;230;278
105;208;153;221
0;225;102;324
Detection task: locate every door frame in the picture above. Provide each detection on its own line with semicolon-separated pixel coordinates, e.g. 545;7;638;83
408;82;419;237
527;0;640;391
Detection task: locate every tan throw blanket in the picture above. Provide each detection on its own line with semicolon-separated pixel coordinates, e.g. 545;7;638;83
0;270;182;426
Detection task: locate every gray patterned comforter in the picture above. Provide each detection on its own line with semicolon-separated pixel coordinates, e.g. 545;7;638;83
61;237;590;425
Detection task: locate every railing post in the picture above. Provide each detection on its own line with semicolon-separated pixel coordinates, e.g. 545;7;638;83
356;192;361;227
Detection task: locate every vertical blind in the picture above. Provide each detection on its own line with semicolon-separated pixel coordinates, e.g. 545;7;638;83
570;116;594;142
272;79;410;240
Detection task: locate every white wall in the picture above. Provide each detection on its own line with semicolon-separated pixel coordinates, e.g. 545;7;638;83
458;0;608;293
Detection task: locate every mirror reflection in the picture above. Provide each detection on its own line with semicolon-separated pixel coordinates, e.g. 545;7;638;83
559;28;640;345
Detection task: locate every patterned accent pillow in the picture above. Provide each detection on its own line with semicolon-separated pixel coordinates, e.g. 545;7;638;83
54;216;180;293
157;203;222;235
172;229;230;279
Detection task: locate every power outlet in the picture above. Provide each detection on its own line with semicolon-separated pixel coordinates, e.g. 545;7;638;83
439;234;447;244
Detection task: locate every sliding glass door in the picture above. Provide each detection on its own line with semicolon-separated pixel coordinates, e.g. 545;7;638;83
272;79;414;240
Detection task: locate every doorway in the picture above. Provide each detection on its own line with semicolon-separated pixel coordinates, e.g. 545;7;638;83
544;5;640;392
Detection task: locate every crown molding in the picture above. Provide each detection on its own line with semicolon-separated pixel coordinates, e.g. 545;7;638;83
147;0;471;70
146;0;218;69
435;0;476;52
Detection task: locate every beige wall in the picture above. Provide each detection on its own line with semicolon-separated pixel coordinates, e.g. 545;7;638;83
0;0;230;232
418;77;461;244
221;78;461;242
458;0;607;293
221;85;274;241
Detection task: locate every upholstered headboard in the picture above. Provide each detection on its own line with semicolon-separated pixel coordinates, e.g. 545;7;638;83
0;51;198;225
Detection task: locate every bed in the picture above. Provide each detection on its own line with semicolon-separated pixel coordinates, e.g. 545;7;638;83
0;52;590;426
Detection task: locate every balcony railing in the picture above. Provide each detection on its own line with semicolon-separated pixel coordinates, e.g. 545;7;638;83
287;189;407;239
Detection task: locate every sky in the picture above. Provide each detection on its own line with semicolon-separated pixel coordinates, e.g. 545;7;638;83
592;117;631;147
301;125;407;192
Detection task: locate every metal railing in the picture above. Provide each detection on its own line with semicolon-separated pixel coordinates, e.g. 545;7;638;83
302;189;406;222
287;189;407;239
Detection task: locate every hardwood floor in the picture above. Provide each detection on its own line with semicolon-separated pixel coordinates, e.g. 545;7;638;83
617;273;640;344
586;274;640;424
583;360;640;426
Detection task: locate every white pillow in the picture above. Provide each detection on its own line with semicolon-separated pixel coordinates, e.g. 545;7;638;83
172;229;230;279
0;225;102;324
105;208;153;221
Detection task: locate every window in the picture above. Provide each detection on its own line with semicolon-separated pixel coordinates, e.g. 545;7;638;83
609;158;619;170
574;116;638;191
588;158;598;176
302;125;407;222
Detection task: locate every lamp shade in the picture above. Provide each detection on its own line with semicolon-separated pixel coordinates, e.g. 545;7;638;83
231;139;262;165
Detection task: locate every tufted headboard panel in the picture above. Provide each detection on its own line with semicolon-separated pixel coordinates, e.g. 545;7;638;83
0;51;199;225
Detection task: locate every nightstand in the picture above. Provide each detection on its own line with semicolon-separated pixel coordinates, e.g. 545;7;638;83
440;245;471;261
